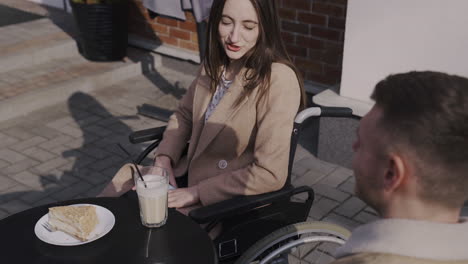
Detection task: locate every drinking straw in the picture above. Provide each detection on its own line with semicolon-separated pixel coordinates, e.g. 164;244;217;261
117;143;147;188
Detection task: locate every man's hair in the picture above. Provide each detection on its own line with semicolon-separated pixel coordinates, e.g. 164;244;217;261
371;71;468;208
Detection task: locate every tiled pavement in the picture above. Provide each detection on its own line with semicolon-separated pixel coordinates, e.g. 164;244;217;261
8;2;468;263
0;60;377;230
0;0;377;232
3;2;466;263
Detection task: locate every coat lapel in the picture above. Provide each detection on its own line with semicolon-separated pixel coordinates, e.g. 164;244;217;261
193;71;248;160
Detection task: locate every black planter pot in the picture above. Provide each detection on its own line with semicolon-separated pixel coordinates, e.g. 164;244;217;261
69;1;128;61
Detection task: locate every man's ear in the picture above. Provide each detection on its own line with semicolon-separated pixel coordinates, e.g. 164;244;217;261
383;154;406;192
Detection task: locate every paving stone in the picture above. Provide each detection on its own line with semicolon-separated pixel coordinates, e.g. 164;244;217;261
45;116;74;129
75;115;102;127
49;144;74;155
10;136;47;151
354;210;380;224
337;176;355;195
293;145;312;162
43;169;81;187
28;126;64;140
2;126;35;140
74;168;109;185
322;213;361;231
0;183;31;204
0;176;19;192
317;167;353;187
334;196;366;218
10;170;49;190
364;206;378;216
293;169;327;188
291;162;310;178
31;196;59;207
38;135;74;150
18;186;62;204
286;253;301;264
295;156;337;175
0;199;32;215
56;124;84;138
62;138;85;149
83;183;107;198
0;159;9;169
304;247;336;264
309;197;340;220
0;148;27;163
31;156;69;174
69;109;93;121
83;124;113;137
79;146;112;160
302;168;330;185
99;117;122;127
101;166;121;179
102;143;133;158
2;158;40;175
312;184;350;203
89;155;124;172
22;146;57;162
50;181;93;201
0;132;19;148
0;209;8;220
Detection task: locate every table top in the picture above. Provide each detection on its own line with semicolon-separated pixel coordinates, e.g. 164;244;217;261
0;196;217;264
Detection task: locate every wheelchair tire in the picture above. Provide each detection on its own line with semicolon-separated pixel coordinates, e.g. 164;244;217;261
234;221;351;264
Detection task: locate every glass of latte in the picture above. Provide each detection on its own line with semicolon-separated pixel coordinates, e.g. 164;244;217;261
134;166;168;228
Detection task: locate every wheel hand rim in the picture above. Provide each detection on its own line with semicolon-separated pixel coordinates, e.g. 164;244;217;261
259;236;346;264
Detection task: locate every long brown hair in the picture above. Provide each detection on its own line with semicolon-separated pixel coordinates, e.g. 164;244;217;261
204;0;306;109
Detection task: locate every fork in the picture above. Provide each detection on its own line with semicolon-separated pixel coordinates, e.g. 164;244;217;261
42;222;55;232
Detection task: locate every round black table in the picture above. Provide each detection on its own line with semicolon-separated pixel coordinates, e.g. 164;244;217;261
0;196;217;264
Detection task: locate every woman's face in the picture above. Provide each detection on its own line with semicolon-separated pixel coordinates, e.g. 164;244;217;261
218;0;260;61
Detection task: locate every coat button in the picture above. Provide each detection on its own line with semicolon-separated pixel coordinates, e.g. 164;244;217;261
218;160;228;169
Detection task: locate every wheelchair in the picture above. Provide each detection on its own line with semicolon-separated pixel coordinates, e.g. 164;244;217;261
128;106;354;264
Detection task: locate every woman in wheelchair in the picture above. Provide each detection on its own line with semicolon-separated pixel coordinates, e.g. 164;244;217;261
101;0;305;214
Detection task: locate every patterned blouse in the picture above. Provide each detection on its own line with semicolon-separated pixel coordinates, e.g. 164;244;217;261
204;71;233;123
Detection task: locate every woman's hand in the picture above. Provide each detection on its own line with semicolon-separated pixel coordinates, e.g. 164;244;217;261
154;155;177;188
168;186;200;208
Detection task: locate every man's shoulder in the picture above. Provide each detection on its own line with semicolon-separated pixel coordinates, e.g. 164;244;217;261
331;253;466;264
331;253;380;264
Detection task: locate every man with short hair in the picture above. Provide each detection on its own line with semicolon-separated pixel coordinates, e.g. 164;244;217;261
332;71;468;264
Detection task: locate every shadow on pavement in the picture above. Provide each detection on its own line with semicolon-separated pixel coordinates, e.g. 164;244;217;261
0;3;44;27
0;92;152;213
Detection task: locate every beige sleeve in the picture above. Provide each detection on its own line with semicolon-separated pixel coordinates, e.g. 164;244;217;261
154;71;200;166
197;63;301;206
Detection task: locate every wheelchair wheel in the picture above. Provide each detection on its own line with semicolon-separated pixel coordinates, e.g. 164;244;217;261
234;221;351;264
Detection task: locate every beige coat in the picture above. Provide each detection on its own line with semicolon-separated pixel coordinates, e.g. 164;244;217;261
155;63;301;206
332;218;468;264
332;253;468;264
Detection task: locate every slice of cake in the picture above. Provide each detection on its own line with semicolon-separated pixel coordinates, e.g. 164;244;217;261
48;205;99;241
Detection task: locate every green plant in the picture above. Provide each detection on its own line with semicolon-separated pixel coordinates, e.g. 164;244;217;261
70;0;127;4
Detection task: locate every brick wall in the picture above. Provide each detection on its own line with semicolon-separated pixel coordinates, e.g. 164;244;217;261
279;0;347;86
128;0;347;87
129;0;200;53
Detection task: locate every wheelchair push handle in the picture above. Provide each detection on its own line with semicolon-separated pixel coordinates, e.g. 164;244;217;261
294;106;353;124
320;106;353;117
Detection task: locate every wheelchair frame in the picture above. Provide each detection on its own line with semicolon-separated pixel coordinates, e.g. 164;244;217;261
129;106;354;263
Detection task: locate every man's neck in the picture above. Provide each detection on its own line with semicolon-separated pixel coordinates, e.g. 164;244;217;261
381;198;461;223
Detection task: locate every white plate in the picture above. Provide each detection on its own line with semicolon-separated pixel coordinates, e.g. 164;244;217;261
34;204;115;246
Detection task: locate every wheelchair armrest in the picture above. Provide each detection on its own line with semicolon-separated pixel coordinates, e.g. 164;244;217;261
189;185;314;224
129;126;167;144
